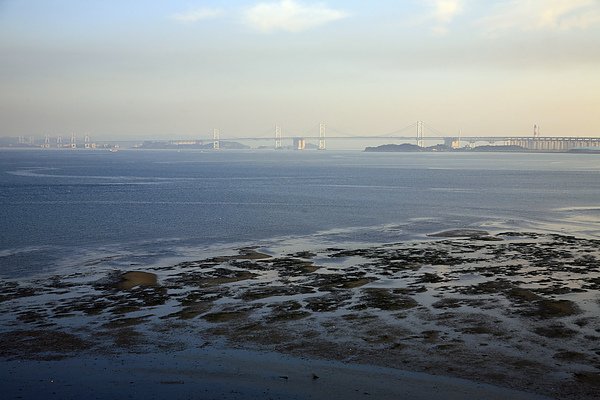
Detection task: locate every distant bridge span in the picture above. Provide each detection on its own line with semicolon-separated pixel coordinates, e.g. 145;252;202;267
206;134;600;151
200;135;600;140
38;121;600;151
205;121;600;151
148;121;600;151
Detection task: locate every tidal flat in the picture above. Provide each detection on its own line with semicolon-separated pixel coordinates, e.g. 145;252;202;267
1;231;599;399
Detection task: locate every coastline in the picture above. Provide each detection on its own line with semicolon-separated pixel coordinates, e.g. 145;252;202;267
1;346;551;400
1;230;599;399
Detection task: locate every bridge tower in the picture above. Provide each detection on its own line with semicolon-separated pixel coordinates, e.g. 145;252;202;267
44;134;50;148
213;129;220;150
57;135;63;148
70;133;77;149
318;122;326;150
416;121;424;147
84;134;90;149
275;125;282;149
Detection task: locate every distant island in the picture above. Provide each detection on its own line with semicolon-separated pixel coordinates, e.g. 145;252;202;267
364;143;529;152
137;140;250;150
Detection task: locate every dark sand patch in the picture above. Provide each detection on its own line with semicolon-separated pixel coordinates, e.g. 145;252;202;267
305;292;353;312
575;372;600;387
202;310;249;323
314;274;377;291
356;288;418;311
554;351;588;361
428;229;490;238
507;287;542;302
169;268;258;287
529;299;581;319
534;324;578;338
0;282;38;302
210;249;272;262
0;330;90;360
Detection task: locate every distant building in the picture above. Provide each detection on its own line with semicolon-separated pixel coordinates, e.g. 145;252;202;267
293;137;306;150
169;140;201;146
444;137;461;149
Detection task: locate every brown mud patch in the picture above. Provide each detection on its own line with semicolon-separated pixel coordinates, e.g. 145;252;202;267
356;288;418;311
202;310;250;323
239;285;314;301
534;324;578;338
0;330;90;360
575;372;600;387
119;271;158;290
169;268;258;287
554;351;588;361
210;249;271;262
164;303;213;320
534;299;581;318
428;229;491;238
0;282;39;303
268;301;311;322
305;292;353;312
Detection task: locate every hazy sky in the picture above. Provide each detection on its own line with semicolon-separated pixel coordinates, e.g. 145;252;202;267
1;0;599;140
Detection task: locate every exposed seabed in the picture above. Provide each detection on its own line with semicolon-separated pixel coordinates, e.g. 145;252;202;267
1;230;599;399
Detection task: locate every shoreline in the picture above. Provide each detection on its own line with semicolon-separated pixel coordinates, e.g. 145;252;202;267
1;346;551;400
4;215;600;282
1;230;599;398
3;146;600;154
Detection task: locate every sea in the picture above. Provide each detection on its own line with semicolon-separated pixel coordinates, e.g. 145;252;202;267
2;149;600;279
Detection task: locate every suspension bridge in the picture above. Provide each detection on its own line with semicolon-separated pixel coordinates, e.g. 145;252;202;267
34;121;600;151
203;121;600;151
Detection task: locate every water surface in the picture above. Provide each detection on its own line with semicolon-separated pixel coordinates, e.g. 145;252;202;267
2;149;600;278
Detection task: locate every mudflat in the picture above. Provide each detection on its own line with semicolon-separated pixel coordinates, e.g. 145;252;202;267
1;232;599;399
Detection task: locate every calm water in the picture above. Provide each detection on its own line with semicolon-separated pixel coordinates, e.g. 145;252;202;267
2;149;600;278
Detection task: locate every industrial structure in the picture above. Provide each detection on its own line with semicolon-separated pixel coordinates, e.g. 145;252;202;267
443;137;462;149
504;137;600;151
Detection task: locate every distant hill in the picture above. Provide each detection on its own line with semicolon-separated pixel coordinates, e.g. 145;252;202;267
364;143;527;153
364;143;423;152
138;141;250;150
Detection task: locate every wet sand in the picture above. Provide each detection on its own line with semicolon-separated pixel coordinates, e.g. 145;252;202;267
1;231;599;399
1;347;551;400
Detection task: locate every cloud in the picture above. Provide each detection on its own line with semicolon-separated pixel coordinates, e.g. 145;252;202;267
430;0;464;23
171;8;223;23
243;0;347;33
421;0;465;35
481;0;600;34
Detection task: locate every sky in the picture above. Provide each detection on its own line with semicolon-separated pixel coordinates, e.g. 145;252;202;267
1;0;599;140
